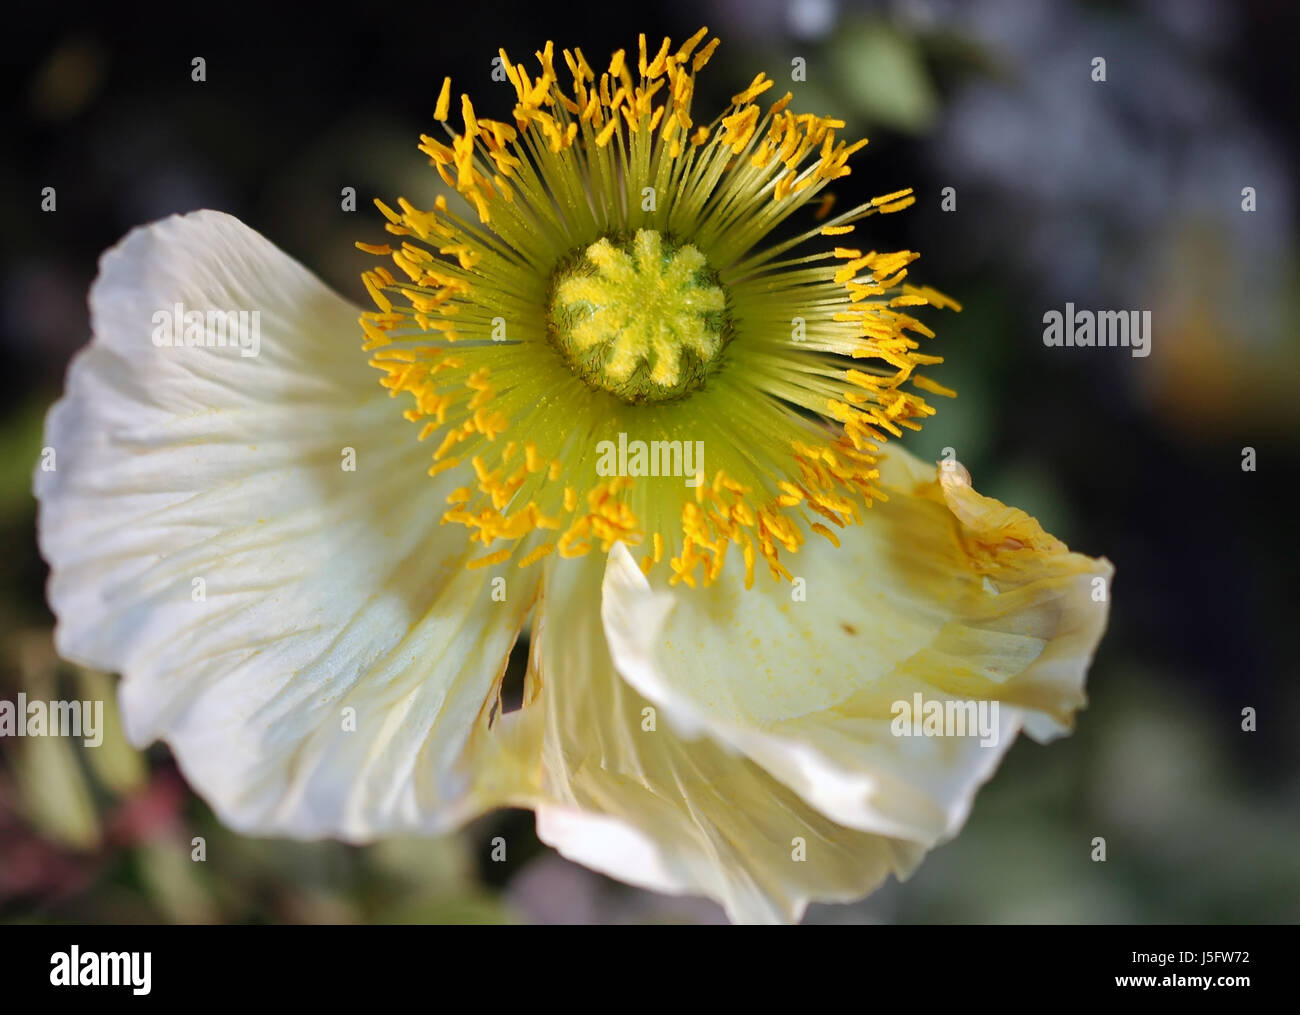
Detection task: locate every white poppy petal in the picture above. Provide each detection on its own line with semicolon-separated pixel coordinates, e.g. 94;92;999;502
35;210;535;839
600;445;1113;846
516;554;924;924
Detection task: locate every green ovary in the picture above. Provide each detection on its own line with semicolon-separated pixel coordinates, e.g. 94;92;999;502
549;228;729;403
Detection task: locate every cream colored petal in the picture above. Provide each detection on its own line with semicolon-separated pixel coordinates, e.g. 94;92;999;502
503;553;924;924
600;445;1113;845
35;210;535;840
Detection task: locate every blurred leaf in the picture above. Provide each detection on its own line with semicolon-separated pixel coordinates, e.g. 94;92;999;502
137;836;219;923
9;630;100;850
377;892;516;925
73;667;146;795
0;399;49;527
14;730;100;851
829;23;939;133
368;834;475;893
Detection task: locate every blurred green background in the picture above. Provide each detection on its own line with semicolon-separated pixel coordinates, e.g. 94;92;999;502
2;0;1297;923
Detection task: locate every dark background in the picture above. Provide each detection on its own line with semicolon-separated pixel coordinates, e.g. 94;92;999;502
2;0;1297;922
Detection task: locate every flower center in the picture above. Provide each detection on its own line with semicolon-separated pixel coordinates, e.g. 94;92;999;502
548;228;729;403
